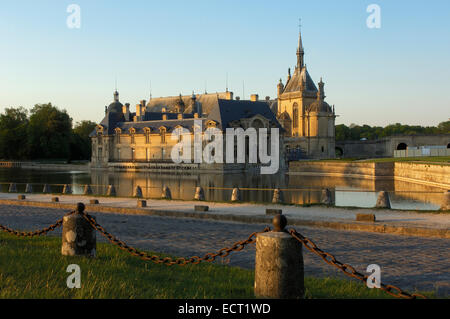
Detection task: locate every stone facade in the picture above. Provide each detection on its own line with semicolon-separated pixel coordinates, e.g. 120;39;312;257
90;92;284;173
276;32;336;159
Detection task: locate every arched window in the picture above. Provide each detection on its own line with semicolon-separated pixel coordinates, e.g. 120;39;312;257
130;128;136;144
292;103;299;130
144;128;151;144
160;127;166;144
115;128;121;144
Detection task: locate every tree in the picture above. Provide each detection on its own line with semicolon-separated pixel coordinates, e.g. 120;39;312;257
0;107;29;159
70;120;97;160
437;121;450;134
335;121;448;141
27;103;73;160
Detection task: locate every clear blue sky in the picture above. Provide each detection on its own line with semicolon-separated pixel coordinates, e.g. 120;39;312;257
0;0;449;126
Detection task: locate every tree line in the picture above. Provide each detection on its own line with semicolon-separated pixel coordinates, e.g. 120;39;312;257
336;121;450;141
0;103;448;160
0;103;97;161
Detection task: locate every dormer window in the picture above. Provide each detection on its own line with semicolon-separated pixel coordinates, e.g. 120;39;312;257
206;121;217;128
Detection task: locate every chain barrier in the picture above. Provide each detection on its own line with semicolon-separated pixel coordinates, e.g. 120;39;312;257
289;228;427;299
0;211;76;237
0;206;430;299
80;210;270;266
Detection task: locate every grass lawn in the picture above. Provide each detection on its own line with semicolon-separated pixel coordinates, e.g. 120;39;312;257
0;233;434;299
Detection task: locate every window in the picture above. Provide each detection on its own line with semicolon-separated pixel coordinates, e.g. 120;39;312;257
160;128;166;144
292;103;299;130
130;129;136;144
145;129;150;144
115;129;121;144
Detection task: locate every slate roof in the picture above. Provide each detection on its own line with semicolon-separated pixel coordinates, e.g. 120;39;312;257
116;118;205;133
147;92;229;115
207;99;282;130
283;66;318;93
91;95;282;137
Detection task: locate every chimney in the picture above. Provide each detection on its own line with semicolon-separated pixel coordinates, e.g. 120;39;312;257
236;96;240;101
265;96;270;101
123;103;130;121
225;91;234;100
250;94;259;102
136;102;145;121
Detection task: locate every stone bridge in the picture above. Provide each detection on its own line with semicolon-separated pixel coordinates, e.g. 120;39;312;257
336;134;450;158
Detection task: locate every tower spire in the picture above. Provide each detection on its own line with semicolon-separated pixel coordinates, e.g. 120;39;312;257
297;19;304;69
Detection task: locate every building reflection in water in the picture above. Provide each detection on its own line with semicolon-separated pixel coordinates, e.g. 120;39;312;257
88;170;442;209
0;168;441;210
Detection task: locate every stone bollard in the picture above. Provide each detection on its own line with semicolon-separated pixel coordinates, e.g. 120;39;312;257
61;203;96;257
376;191;391;209
231;188;241;202
194;187;205;201
25;184;33;193
62;184;72;194
272;188;284;204
195;205;209;212
356;213;376;222
134;186;143;198
9;183;17;193
106;185;116;197
43;184;52;194
266;209;282;216
137;200;147;208
161;186;172;200
320;188;333;205
84;185;93;195
440;190;450;211
254;214;304;299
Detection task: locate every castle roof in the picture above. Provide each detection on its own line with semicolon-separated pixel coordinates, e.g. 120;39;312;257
307;100;332;113
147;92;229;115
283;66;318;93
207;99;282;130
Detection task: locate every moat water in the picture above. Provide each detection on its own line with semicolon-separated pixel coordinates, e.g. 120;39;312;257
0;168;443;210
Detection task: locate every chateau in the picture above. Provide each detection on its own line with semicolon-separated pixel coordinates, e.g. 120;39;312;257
90;90;283;172
90;31;336;171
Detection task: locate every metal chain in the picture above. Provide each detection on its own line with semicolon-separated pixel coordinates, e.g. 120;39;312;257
0;207;430;299
289;229;427;299
80;211;270;266
0;211;76;237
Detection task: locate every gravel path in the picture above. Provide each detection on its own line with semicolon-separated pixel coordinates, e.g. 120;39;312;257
0;205;449;294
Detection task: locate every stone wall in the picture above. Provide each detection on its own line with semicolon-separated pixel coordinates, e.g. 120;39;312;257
289;161;449;189
394;162;450;189
289;161;393;179
336;134;450;159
